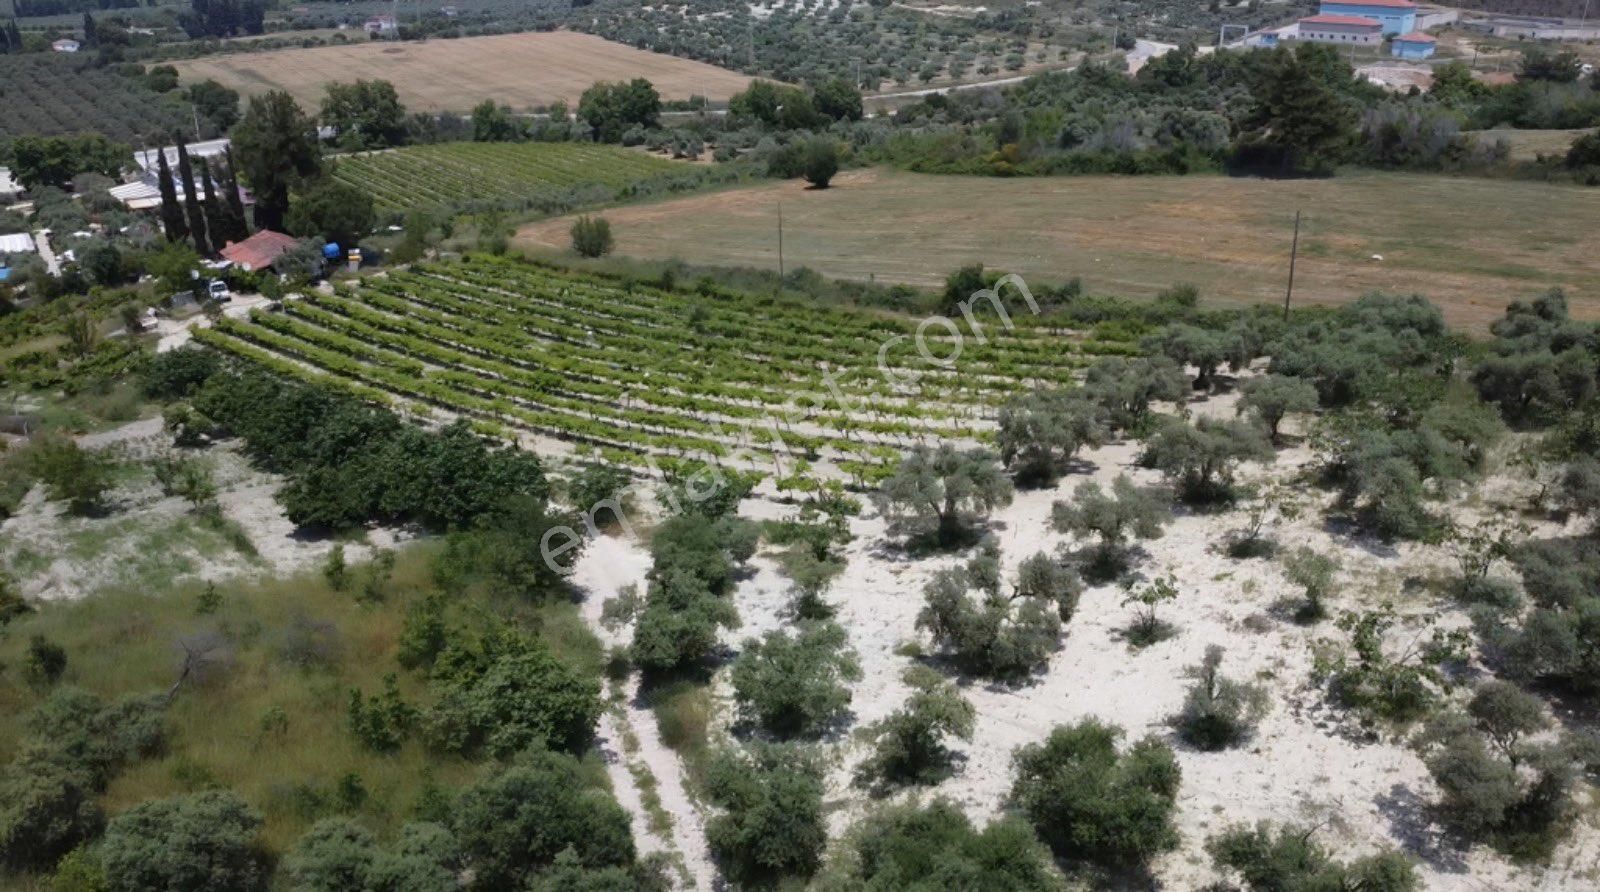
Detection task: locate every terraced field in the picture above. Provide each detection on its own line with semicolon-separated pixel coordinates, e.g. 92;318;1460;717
193;256;1137;485
332;142;698;215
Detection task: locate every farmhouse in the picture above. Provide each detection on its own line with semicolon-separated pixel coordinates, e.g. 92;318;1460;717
364;15;397;35
219;230;300;272
1317;0;1417;35
1391;32;1437;59
1289;14;1385;46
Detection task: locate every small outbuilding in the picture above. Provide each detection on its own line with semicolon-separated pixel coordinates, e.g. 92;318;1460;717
219;230;301;272
51;39;80;53
1391;32;1437;59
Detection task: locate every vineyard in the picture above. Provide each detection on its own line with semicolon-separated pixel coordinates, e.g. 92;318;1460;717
193;256;1137;486
0;55;192;143
330;142;725;217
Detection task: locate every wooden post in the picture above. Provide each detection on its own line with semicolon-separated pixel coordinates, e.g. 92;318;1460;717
1283;209;1301;321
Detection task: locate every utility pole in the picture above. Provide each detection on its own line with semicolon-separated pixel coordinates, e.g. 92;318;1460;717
191;104;203;142
1283;209;1301;321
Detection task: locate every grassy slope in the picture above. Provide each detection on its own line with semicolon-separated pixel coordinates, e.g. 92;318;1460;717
518;166;1600;331
0;546;606;855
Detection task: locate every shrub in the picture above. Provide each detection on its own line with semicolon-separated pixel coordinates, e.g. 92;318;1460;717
854;666;975;791
1172;645;1267;750
423;632;602;758
100;791;267;892
288;818;461;892
1282;546;1339;622
0;762;104;872
1313;606;1468;725
801;138;840;188
629;513;753;673
570;215;614;258
24;634;68;687
452;748;635;888
1120;573;1180;647
705;743;827;885
1238;373;1319;443
1009;719;1181;869
1207;822;1418;891
729;621;860;738
833;799;1062;890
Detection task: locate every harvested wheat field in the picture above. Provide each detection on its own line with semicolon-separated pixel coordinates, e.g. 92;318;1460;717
520;167;1600;330
171;31;762;113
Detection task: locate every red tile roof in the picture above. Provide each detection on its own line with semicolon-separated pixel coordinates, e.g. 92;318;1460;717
1301;13;1383;26
219;230;300;271
1394;31;1437;42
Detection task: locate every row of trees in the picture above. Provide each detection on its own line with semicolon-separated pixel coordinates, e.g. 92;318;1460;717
153;138;248;255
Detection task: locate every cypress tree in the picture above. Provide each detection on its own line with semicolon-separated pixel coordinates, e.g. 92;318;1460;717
81;12;96;48
197;158;229;252
221;146;250;241
155;149;189;243
175;139;212;255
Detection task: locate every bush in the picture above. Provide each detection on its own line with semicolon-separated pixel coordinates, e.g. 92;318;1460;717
1141;415;1273;505
0;762;104;872
1313;606;1468;725
1009;719;1181;869
832;799;1062;890
996;389;1107;486
570;215;614;258
100;791;267;892
730;621;859;737
1282;546;1339;623
801;138;840;188
452;748;635;888
19;435;115;516
854;666;975;791
1172;645;1267;750
705;743;827;885
423;631;602;758
287;818;461;892
629;513;754;673
1208;822;1418;891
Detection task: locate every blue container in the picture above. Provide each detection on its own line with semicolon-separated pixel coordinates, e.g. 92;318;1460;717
322;242;342;260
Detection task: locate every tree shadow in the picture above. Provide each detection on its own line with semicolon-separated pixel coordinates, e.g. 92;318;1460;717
1373;782;1471;875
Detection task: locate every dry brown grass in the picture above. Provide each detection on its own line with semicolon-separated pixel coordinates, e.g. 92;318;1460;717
1473;128;1593;162
171;31;762;113
519;167;1600;331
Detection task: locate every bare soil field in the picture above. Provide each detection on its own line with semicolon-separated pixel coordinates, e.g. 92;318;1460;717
170;31;763;113
519;167;1600;331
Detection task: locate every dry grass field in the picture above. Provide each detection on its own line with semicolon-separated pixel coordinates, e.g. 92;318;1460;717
520;167;1600;330
171;31;763;113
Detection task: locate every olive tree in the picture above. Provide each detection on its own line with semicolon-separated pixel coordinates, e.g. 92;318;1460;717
996;389;1107;486
874;444;1013;548
831;799;1062;890
1144;323;1243;391
854;666;975;791
730;621;860;738
1142;416;1273;505
1051;474;1171;580
1238;374;1319;444
916;540;1081;679
1083;356;1190;433
1009;719;1181;869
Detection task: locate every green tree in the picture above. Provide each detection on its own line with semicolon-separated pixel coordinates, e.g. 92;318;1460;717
832;799;1063;890
730;621;860;737
232;90;322;231
854;666;975;790
578;78;661;142
1051;474;1171;579
175;139;211;256
286;177;374;249
1010;719;1181;869
451;749;635;888
1239;44;1357;175
801;138;840;188
187;79;241;132
917;541;1080;679
997;389;1107;486
1142;416;1273;505
705;743;827;885
874;444;1013;547
155;148;188;244
100;791;267;892
0;763;103;872
813;77;864;122
470;100;524;142
321;79;408;150
569;215;614;258
1239;374;1319;443
1208;822;1418;891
